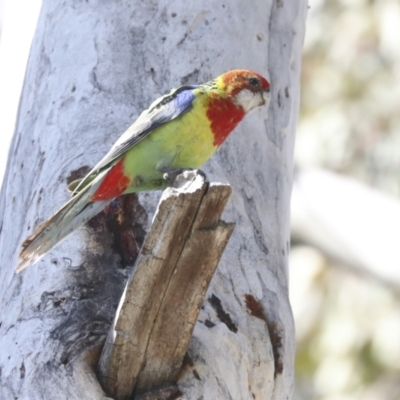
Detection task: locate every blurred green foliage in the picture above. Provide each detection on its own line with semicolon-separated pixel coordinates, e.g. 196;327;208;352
296;0;400;196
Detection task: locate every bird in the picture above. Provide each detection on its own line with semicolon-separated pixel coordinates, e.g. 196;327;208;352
16;69;270;272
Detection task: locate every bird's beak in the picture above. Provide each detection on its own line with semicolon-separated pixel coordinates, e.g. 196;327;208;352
261;88;270;105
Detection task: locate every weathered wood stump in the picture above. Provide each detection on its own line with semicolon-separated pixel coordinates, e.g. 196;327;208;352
97;171;235;399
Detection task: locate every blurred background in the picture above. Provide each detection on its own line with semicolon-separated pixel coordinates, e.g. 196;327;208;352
1;0;399;399
291;0;400;399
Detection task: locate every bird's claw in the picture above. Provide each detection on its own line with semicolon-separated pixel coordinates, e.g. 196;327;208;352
161;167;188;184
160;168;207;188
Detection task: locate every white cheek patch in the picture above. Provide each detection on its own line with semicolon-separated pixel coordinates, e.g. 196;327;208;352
235;89;265;113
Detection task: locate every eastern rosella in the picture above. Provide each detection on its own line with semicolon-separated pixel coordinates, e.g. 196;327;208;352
17;69;270;272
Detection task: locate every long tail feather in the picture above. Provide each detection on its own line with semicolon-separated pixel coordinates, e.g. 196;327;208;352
17;170;111;273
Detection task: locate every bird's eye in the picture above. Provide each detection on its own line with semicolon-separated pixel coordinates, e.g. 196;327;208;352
248;77;259;87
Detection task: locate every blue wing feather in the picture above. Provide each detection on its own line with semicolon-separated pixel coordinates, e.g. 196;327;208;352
175;88;197;113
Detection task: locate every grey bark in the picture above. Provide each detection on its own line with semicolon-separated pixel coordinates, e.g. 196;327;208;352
0;1;307;399
98;174;235;399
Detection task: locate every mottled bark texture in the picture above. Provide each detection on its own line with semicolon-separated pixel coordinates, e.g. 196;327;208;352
0;0;307;399
98;175;235;399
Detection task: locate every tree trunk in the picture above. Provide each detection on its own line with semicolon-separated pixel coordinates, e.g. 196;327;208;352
0;1;307;399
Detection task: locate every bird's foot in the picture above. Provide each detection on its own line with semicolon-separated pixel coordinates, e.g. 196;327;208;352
160;167;207;188
160;167;189;184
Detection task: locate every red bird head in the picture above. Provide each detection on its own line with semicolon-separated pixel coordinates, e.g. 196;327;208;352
217;69;271;113
204;70;270;146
